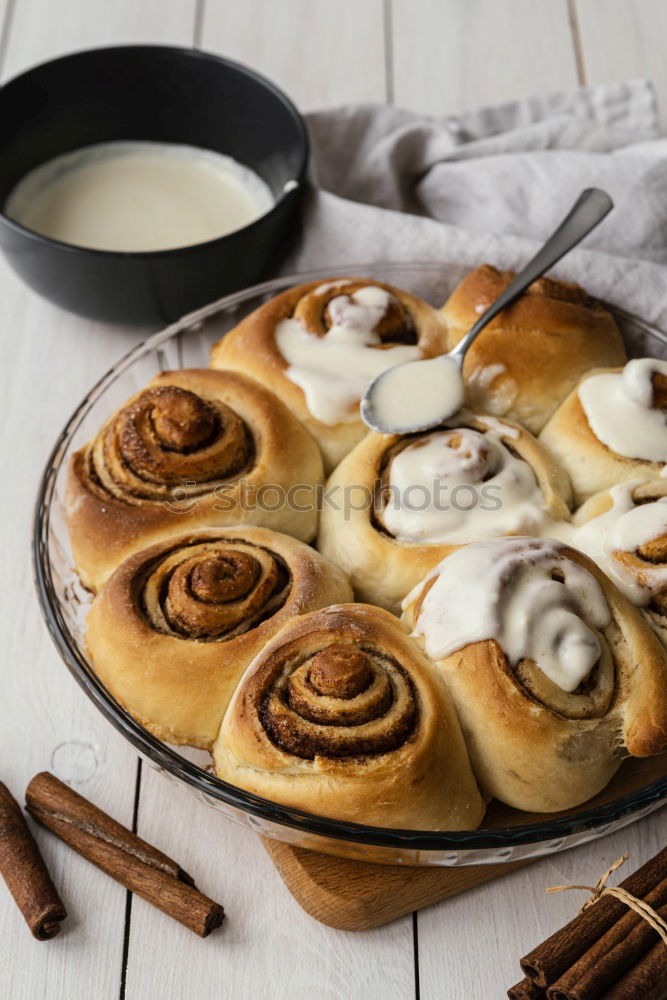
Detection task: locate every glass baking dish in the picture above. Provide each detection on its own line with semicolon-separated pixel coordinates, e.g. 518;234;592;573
33;261;667;866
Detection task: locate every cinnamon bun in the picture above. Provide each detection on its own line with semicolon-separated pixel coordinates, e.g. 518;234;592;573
441;265;626;434
565;480;667;647
66;368;323;590
403;537;667;812
213;604;485;830
85;527;353;748
540;359;667;504
318;412;571;612
210;278;449;472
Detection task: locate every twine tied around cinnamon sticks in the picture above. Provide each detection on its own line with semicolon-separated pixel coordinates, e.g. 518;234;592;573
546;855;667;949
510;847;667;999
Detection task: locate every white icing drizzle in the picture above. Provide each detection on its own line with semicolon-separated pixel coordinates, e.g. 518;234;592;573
551;482;667;604
408;537;611;693
472;411;521;440
578;358;667;463
466;362;517;416
468;362;507;390
275;286;420;425
378;427;550;544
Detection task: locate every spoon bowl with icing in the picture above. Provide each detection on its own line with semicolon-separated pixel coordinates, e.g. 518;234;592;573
362;188;614;434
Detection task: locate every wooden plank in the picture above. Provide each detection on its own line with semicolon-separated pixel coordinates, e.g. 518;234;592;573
390;0;579;116
126;766;416;1000
0;256;143;998
0;1;198;996
2;0;196;80
201;0;387;109
575;0;667;131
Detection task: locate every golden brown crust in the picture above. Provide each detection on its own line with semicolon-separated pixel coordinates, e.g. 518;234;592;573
85;527;353;750
210;278;450;472
441;266;627;434
213;603;485;830
539;367;666;504
66;368;324;590
317;412;572;612
403;544;667;812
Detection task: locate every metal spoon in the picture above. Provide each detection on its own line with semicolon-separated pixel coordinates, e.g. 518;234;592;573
361;187;613;434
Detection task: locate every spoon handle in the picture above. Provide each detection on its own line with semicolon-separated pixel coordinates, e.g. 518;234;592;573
449;187;613;360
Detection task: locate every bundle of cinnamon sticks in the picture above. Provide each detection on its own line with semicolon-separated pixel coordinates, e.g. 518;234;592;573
509;848;667;999
0;772;224;940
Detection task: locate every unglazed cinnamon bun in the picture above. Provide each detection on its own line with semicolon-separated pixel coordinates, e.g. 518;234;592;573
441;265;626;434
66;368;323;590
317;412;571;612
540;359;667;504
210;278;449;472
563;480;667;647
213;604;485;830
403;537;667;812
85;527;353;749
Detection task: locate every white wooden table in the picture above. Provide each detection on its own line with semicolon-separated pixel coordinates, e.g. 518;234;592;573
1;2;666;997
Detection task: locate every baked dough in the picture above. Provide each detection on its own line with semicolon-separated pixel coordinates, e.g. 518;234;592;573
213;603;485;830
318;412;571;612
85;527;353;749
210;277;449;472
441;265;626;433
66;368;324;589
403;538;667;812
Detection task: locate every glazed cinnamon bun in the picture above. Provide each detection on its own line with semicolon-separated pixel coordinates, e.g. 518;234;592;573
85;527;353;749
565;480;667;647
213;604;485;830
539;359;667;504
403;537;667;812
66;368;323;590
441;265;626;434
210;278;449;472
318;412;571;612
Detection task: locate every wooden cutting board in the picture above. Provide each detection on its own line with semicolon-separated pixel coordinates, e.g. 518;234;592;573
262;755;667;931
262;837;531;930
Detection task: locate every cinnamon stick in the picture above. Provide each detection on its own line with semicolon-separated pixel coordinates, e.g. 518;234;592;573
520;848;667;988
508;975;546;998
0;781;66;939
25;772;223;937
547;881;667;999
600;939;667;999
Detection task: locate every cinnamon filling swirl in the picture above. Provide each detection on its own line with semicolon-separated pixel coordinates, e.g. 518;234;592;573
261;644;417;759
513;644;615;719
138;540;290;641
85;385;253;504
557;482;667;609
293;281;417;345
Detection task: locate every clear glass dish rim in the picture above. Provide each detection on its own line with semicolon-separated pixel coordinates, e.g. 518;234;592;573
32;261;667;854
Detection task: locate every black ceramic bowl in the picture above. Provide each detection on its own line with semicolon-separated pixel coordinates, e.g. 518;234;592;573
0;45;309;324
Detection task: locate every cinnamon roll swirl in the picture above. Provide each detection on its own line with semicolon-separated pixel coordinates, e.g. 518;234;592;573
85;527;353;748
66;368;323;589
441;265;626;434
318;412;571;612
566;480;667;647
210;278;449;471
540;359;667;504
403;537;667;812
213;604;484;830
